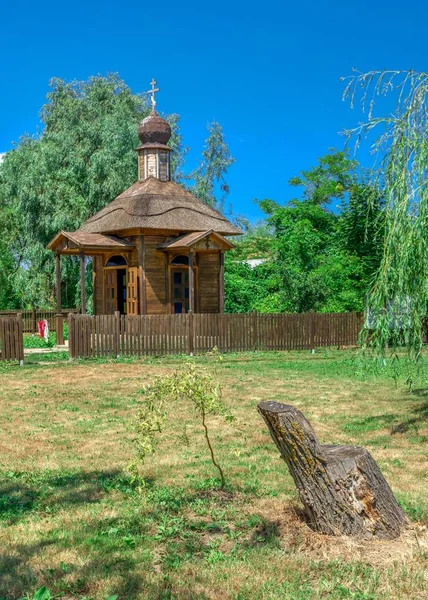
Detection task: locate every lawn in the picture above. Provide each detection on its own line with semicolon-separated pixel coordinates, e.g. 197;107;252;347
0;350;427;599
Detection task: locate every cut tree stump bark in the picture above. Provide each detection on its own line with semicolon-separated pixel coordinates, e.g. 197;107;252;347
258;401;407;539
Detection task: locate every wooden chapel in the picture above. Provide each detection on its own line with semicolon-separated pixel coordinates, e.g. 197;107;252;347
48;81;241;333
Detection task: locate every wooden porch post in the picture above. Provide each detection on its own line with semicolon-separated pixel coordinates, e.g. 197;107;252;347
55;253;64;345
92;257;97;316
138;235;146;315
219;250;225;314
80;251;87;314
189;249;195;313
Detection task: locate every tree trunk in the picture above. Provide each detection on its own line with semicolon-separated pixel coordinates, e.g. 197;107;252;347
258;401;407;539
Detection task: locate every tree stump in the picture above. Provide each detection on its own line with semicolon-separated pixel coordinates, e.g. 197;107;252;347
258;401;407;539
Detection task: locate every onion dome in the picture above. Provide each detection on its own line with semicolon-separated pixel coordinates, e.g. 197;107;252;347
138;111;171;145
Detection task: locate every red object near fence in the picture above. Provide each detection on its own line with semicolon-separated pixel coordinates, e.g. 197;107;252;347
37;320;46;338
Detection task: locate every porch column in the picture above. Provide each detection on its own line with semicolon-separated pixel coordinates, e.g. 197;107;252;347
219;250;225;313
138;235;147;315
80;251;87;314
55;253;64;345
189;249;195;313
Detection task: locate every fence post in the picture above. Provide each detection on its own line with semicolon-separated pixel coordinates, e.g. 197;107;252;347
114;311;120;358
188;311;194;356
31;306;37;334
56;314;64;346
17;313;24;366
68;313;75;359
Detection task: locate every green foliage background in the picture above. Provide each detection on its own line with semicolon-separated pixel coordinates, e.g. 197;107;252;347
0;75;233;310
0;74;384;315
225;152;384;314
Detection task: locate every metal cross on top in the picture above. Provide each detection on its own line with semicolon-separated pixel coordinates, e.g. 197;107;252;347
145;78;160;110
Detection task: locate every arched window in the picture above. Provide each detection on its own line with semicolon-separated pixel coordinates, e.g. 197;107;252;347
171;255;189;265
105;255;128;267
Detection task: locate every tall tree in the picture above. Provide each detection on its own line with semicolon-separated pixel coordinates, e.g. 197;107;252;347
337;182;385;286
190;121;235;211
0;75;187;308
224;151;382;314
343;70;428;367
288;150;357;206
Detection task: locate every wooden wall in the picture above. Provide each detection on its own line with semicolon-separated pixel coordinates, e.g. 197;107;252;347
198;253;220;313
92;238;221;315
144;234;172;314
138;150;170;182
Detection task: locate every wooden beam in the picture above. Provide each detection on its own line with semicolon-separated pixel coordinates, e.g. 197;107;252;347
138;235;147;315
189;249;195;313
165;256;170;315
92;257;97;316
56;253;62;314
80;252;86;314
55;253;64;345
219;250;225;314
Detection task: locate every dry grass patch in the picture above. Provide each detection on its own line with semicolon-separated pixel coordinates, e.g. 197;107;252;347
0;350;427;599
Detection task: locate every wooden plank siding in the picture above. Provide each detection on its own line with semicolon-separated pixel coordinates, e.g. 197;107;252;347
144;235;170;314
68;311;364;359
198;253;220;313
89;235;224;316
0;314;24;363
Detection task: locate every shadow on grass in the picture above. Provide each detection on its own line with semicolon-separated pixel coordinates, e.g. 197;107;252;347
391;394;428;434
0;470;247;598
0;469;128;522
0;532;186;600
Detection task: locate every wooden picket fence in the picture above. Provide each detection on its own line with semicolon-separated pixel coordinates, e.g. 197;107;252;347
0;314;24;363
0;308;78;333
68;311;363;359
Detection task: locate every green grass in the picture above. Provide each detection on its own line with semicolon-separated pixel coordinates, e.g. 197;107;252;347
0;350;427;599
23;333;56;349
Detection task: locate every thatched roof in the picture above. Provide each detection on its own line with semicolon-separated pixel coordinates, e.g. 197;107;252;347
78;177;242;236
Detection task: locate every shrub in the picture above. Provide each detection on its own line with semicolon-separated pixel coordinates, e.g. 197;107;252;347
133;361;233;488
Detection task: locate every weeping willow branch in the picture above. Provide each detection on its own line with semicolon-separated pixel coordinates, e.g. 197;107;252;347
342;69;428;372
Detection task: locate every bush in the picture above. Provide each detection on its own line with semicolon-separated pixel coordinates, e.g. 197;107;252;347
133;361;233;488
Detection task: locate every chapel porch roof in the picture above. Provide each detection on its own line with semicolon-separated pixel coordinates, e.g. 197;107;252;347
47;231;135;255
158;230;236;251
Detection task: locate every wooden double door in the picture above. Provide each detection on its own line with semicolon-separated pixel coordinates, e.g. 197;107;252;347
104;267;138;315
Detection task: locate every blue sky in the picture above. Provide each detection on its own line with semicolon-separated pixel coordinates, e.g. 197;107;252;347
1;0;427;222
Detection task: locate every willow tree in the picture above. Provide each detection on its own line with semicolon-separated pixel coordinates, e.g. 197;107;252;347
343;70;428;373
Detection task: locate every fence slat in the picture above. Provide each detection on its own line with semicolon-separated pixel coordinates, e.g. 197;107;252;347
0;315;24;364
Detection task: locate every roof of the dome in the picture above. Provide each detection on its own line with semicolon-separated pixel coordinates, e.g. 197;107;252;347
138;111;171;145
78;177;242;236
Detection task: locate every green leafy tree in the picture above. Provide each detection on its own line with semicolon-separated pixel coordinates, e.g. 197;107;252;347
260;198;340;312
190;121;235;211
0;75;191;309
224;151;383;314
343;69;428;368
0;75;150;307
224;257;282;313
0;199;22;308
337;182;385;286
288;149;357;205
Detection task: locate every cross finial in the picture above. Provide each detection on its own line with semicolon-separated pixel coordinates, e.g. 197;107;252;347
145;78;160;111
